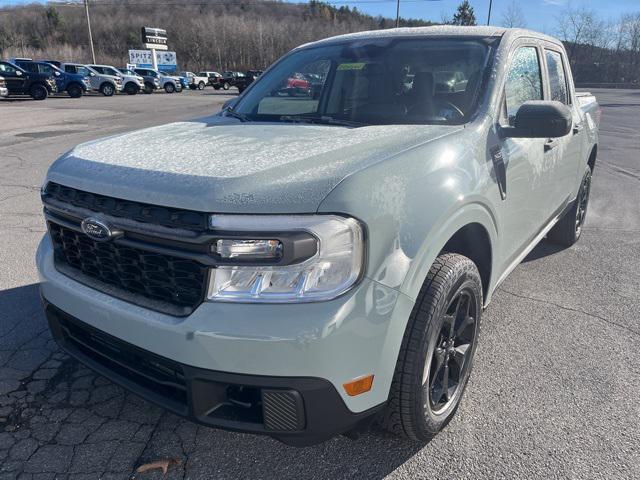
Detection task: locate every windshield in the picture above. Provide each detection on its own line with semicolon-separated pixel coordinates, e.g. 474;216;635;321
234;37;495;126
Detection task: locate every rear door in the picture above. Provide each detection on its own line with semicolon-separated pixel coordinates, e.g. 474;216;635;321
543;47;583;202
495;45;548;267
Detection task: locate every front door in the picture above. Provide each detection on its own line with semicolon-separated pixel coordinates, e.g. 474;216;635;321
495;45;548;270
0;62;27;94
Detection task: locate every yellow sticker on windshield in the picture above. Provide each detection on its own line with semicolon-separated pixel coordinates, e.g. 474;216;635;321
337;63;366;71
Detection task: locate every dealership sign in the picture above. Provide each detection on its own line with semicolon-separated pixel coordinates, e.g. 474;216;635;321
129;50;177;72
141;27;168;51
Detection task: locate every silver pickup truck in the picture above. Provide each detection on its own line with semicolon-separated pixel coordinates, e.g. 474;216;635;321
37;27;599;446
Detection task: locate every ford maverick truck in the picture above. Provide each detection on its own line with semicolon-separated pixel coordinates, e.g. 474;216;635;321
37;27;599;446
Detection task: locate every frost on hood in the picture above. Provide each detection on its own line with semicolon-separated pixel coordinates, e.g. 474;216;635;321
49;120;458;213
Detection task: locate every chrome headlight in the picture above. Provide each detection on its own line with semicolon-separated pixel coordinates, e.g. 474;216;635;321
207;215;365;303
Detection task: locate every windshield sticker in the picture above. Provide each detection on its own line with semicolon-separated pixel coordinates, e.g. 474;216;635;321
337;63;366;71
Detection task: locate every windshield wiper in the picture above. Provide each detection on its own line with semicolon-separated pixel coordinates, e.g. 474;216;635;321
279;115;366;128
224;109;250;122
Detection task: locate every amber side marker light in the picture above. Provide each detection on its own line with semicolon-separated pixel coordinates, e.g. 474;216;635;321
343;374;374;396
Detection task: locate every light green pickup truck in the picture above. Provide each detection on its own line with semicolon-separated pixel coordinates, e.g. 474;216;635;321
37;26;599;446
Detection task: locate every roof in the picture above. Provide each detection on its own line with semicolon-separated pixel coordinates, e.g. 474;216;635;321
300;25;562;49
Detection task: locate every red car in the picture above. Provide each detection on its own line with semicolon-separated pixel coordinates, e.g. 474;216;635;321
286;73;311;90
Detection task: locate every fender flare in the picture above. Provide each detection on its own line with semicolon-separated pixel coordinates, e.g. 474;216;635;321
400;200;499;304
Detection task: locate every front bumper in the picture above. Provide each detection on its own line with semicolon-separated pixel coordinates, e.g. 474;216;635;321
37;235;414;443
44;300;381;445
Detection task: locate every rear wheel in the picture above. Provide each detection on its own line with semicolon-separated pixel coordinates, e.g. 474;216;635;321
222;82;230;90
100;83;115;96
164;83;175;93
143;82;154;94
547;167;592;247
67;83;83;98
30;84;48;100
384;253;482;441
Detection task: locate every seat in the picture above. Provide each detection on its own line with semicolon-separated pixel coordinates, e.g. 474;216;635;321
406;72;435;117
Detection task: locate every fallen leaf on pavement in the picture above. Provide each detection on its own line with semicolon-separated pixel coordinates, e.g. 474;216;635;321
136;458;182;476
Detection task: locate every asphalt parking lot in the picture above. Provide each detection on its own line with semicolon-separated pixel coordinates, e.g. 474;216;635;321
0;88;638;479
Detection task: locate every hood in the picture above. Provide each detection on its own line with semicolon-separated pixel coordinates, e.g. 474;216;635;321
46;117;460;213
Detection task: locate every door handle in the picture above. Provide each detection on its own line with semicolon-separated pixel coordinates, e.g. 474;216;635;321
544;138;559;151
573;123;584;135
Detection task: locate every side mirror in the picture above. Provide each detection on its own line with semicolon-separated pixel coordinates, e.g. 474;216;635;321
90;72;96;77
222;97;239;111
16;70;23;76
54;71;61;76
500;101;572;138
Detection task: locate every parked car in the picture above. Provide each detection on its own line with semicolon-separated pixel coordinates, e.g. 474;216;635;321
180;71;209;90
198;71;223;89
0;76;8;97
176;73;190;90
132;68;161;94
220;71;245;90
37;27;599;446
236;70;262;94
159;71;183;93
90;64;143;95
59;63;123;96
13;59;89;98
0;60;56;100
133;68;181;93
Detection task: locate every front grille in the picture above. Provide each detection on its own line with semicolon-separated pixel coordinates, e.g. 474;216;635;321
44;182;208;231
49;222;207;315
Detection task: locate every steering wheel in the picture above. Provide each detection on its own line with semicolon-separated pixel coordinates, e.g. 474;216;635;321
432;99;465;121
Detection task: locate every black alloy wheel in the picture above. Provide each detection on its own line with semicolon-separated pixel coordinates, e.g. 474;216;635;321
425;289;477;414
575;170;591;237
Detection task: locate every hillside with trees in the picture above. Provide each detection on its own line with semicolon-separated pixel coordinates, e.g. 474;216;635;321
0;0;433;71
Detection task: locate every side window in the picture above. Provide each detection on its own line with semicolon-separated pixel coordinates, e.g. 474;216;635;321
64;65;76;74
0;62;17;74
545;50;569;105
504;47;543;123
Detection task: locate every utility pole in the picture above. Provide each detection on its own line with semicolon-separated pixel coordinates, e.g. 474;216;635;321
487;0;493;25
85;0;96;64
396;0;400;28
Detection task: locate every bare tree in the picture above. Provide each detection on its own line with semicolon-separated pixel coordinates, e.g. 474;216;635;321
500;0;526;29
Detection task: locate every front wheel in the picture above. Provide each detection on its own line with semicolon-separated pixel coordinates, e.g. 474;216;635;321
100;83;115;96
384;253;482;441
143;83;154;94
67;83;83;98
222;82;230;90
547;167;592;247
164;83;175;93
124;83;138;95
30;84;48;100
198;81;205;90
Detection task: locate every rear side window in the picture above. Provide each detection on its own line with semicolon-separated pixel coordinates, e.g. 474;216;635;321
504;47;543;121
545;50;569;105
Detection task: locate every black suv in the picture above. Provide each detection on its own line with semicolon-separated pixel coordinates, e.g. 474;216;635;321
0;60;57;100
236;70;262;94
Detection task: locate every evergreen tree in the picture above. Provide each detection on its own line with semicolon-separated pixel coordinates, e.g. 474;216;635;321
451;0;477;26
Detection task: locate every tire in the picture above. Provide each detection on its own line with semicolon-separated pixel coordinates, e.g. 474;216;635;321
222;82;230;90
164;83;175;94
143;83;154;94
30;84;48;101
100;83;115;96
237;87;244;94
547;167;592;247
124;82;138;95
384;253;482;442
189;85;197;90
198;81;205;90
67;83;83;98
214;86;221;90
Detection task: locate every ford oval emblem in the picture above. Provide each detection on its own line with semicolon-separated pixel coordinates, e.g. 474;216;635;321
81;217;120;242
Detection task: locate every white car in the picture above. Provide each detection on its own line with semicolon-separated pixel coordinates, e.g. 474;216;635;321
180;71;209;90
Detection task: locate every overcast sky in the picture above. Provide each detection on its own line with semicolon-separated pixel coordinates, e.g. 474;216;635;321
0;0;638;34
